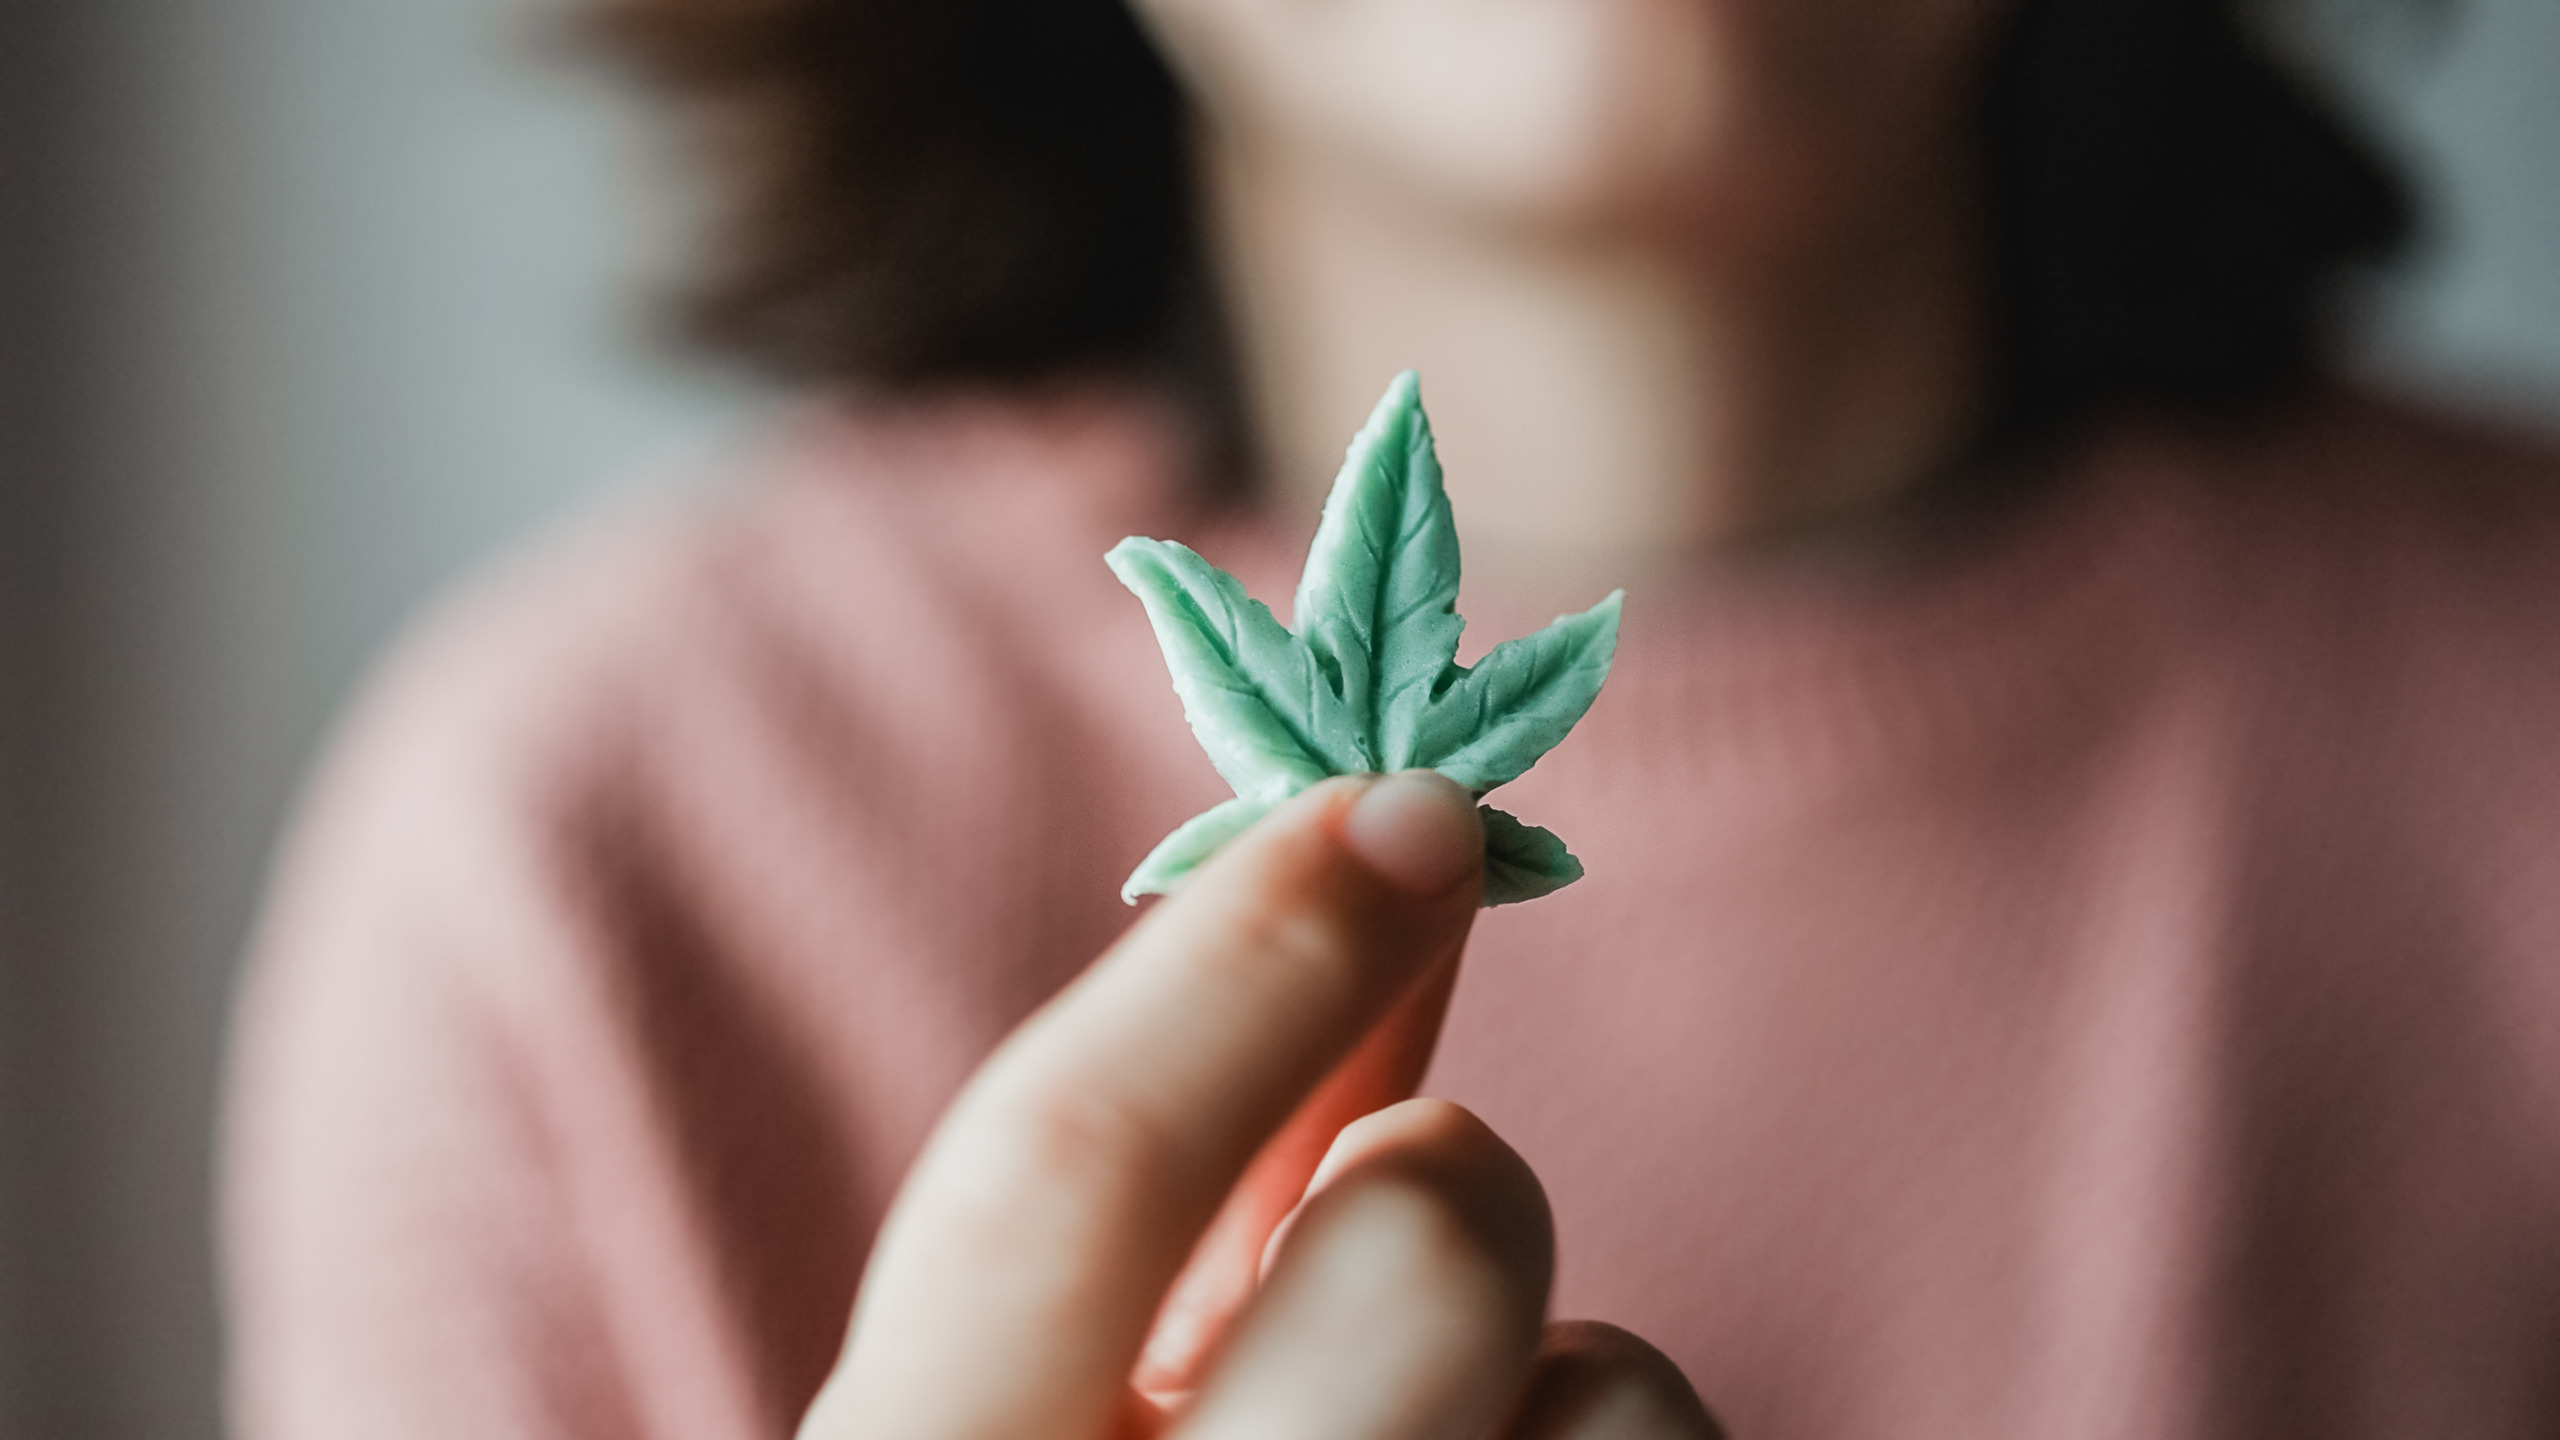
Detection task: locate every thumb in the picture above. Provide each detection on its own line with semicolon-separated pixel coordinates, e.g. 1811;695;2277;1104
1133;770;1483;1400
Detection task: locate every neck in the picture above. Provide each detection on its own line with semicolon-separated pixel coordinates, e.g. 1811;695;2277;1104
1202;143;1989;593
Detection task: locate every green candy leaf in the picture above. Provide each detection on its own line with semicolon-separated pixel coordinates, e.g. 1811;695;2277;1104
1110;371;1622;905
1413;591;1623;793
1479;806;1584;906
1292;369;1468;770
1104;537;1367;799
1122;795;1277;902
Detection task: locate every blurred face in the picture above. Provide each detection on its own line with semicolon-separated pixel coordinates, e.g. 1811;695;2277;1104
1127;0;2010;247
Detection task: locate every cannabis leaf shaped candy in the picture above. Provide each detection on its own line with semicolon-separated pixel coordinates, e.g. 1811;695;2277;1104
1107;371;1622;906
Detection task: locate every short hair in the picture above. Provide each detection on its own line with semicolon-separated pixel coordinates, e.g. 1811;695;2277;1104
586;0;2412;446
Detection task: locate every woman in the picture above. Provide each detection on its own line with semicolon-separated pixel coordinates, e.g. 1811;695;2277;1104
223;1;2560;1437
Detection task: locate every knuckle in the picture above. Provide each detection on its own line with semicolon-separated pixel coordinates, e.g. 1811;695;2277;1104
1176;885;1372;1025
937;1078;1176;1235
1516;1321;1725;1440
1346;1171;1481;1261
998;1080;1173;1188
1336;1098;1506;1180
1349;1095;1476;1145
1316;1170;1527;1319
1326;1099;1557;1280
1212;882;1355;980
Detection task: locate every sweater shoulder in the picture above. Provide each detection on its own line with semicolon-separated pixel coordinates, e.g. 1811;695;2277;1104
2155;389;2560;811
2111;389;2560;711
2211;389;2560;620
226;398;1199;1439
317;396;1190;825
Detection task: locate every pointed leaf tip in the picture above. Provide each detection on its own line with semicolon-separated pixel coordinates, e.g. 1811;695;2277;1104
1105;536;1364;799
1478;806;1585;906
1111;371;1623;909
1416;589;1621;793
1121;795;1275;902
1296;372;1466;770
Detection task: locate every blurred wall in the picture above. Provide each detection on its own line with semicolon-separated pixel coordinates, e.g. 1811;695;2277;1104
1;0;46;1429
0;1;758;1436
0;1;2554;1438
2310;0;2560;410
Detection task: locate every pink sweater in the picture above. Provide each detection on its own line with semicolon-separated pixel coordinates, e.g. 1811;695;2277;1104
224;388;2560;1439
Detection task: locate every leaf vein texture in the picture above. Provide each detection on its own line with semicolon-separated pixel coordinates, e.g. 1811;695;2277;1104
1109;372;1619;904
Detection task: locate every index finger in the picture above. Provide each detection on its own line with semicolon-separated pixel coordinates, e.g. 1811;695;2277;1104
805;772;1485;1440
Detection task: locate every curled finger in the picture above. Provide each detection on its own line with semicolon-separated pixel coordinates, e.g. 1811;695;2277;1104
1173;1099;1553;1440
1506;1321;1724;1440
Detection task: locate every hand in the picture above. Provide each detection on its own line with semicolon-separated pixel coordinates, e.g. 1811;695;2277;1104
799;772;1721;1440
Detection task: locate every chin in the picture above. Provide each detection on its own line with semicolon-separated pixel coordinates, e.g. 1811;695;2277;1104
1146;0;1742;229
1349;0;1736;224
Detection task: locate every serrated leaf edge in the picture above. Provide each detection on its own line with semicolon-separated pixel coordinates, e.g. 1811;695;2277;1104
1479;805;1585;907
1112;374;1620;907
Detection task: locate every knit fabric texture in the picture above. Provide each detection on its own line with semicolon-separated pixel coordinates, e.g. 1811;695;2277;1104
224;387;2560;1439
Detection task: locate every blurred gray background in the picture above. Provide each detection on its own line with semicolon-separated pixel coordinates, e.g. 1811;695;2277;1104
0;0;2554;1435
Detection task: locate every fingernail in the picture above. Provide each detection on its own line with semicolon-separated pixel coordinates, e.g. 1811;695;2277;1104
1341;771;1482;895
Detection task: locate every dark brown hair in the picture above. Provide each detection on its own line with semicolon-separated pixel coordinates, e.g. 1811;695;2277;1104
1980;0;2412;438
587;0;2412;444
587;0;1196;385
